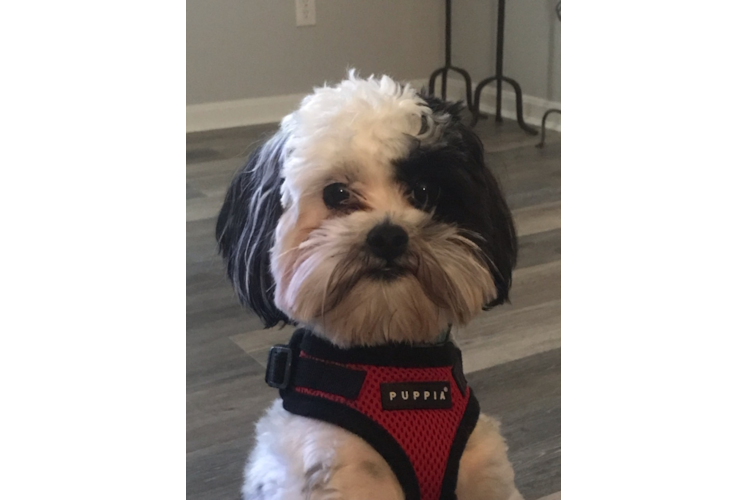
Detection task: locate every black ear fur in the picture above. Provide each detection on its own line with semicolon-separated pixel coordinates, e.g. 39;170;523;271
215;132;289;327
476;152;518;308
414;94;518;307
452;107;517;307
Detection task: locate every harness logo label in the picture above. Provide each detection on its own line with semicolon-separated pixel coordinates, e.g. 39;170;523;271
380;381;452;410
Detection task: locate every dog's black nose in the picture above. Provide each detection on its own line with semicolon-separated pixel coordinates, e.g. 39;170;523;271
366;223;409;261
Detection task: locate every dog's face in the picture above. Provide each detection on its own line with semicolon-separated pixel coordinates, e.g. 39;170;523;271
217;74;516;347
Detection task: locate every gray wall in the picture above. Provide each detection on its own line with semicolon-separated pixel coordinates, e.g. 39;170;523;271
187;0;444;105
187;0;560;106
451;0;561;102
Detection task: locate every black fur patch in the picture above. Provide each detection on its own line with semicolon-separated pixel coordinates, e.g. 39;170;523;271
397;96;518;306
215;133;290;327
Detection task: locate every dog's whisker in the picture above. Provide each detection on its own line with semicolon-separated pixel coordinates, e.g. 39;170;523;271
275;243;304;260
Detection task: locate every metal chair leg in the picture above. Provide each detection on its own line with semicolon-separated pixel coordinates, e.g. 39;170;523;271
536;109;561;148
426;0;475;112
470;0;538;135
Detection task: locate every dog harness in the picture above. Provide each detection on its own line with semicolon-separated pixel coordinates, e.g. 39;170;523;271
265;329;480;500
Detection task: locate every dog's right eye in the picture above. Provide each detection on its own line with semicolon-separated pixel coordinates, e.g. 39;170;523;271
323;183;351;209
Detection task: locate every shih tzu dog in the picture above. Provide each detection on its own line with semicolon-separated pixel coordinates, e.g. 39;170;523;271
216;72;523;500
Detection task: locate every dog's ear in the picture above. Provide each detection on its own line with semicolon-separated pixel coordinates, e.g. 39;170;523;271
414;94;518;307
457;123;517;308
477;158;517;308
215;132;289;327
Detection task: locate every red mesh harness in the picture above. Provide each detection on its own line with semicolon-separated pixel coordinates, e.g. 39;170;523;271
265;329;480;500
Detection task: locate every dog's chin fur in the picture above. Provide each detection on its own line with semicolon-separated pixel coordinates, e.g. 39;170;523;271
272;209;496;347
216;72;523;500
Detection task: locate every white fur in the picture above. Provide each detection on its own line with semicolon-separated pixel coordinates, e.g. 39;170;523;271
278;71;445;211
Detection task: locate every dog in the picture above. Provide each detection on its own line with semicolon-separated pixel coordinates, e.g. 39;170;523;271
216;72;523;500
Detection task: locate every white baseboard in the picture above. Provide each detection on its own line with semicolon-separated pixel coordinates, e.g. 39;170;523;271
186;93;307;133
186;78;560;133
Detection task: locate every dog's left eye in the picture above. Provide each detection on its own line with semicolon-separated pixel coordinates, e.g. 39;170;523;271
409;181;439;209
323;182;351;208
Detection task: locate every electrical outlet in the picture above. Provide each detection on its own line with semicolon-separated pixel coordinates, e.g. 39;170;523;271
295;0;316;27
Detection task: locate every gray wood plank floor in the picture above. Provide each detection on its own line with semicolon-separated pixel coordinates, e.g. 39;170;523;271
186;119;561;500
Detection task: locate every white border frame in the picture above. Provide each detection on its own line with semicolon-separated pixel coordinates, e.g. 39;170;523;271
561;113;748;133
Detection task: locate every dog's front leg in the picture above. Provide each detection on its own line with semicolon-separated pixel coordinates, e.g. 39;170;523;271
302;457;404;500
302;434;405;500
243;400;404;500
456;413;524;500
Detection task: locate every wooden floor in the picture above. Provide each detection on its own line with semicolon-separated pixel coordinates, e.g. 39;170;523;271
186;118;561;500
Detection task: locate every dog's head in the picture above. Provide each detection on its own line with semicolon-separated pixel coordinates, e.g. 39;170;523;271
216;73;516;347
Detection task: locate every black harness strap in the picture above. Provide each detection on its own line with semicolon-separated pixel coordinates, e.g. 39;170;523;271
267;345;366;399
